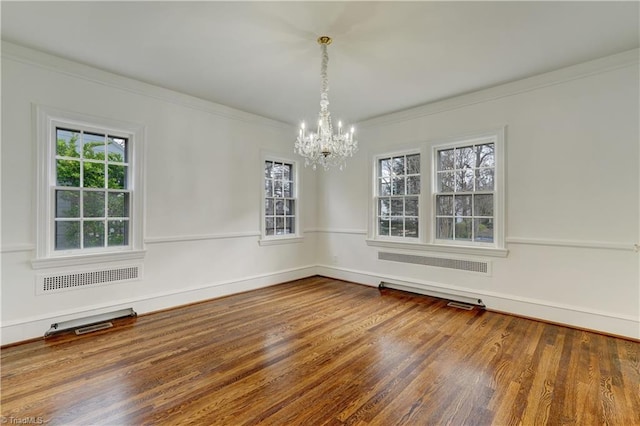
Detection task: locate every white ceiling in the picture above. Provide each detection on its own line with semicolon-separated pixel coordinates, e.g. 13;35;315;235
2;1;638;125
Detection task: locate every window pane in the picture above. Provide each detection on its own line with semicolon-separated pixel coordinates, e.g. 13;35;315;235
379;178;391;196
476;168;494;191
474;194;493;217
55;190;80;218
273;163;283;179
84;221;105;248
265;199;274;215
455;169;474;192
406;176;420;195
454;195;472;216
378;198;390;216
56;129;81;157
379;159;392;178
436;218;453;240
264;161;273;178
378;218;390;236
283;182;292;198
405;218;418;238
438;149;454;171
283;164;291;181
286;199;295;215
108;192;129;217
392;157;405;175
285;217;295;234
56;159;81;187
83;191;105;218
83;162;105;188
265;179;273;197
474;218;494;243
392;177;405;195
83;132;106;160
455;218;472;241
436;195;453;216
275;200;285;215
108;220;129;246
391;199;403;216
455;146;474;169
390;218;403;237
274;181;283;197
108;165;127;189
437;172;454;192
107;136;128;163
265;217;275;235
405;197;418;216
476;144;495;168
407;154;420;175
275;217;285;235
55;221;80;250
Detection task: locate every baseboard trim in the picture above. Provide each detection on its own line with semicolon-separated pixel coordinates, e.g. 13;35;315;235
316;265;640;340
0;265;318;346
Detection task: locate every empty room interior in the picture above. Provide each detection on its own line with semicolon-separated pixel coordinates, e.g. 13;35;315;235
1;1;639;425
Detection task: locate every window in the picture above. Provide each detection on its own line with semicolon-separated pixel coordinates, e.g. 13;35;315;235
34;106;145;268
368;128;506;257
261;158;301;244
375;153;421;238
434;141;495;244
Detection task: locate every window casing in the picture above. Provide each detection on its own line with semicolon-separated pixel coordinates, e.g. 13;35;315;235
34;106;145;268
368;128;506;257
261;157;301;244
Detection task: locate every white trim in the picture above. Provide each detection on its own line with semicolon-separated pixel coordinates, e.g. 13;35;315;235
258;237;304;246
359;48;640;128
506;237;636;252
316;265;640;339
2;41;291;129
1;265;318;345
145;232;260;244
366;239;508;258
1;244;36;253
31;250;146;270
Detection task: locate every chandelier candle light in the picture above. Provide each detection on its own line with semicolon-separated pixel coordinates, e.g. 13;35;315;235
295;36;358;170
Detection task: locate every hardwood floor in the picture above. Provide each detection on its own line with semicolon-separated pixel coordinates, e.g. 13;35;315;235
2;276;639;425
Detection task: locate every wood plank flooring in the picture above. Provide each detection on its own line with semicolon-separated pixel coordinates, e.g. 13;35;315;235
2;276;639;425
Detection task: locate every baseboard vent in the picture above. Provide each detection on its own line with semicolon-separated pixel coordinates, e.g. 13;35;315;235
75;322;113;335
37;265;141;295
45;307;136;337
379;281;485;308
447;301;475;310
378;252;490;274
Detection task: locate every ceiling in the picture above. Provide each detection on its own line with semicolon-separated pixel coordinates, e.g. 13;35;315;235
2;1;638;125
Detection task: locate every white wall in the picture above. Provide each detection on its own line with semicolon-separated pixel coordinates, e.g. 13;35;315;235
1;42;318;344
2;42;638;344
315;50;640;339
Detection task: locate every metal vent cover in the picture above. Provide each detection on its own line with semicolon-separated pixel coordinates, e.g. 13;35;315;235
37;265;141;295
378;252;490;274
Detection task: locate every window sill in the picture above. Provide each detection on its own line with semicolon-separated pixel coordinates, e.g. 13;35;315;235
258;236;304;246
31;249;146;270
365;239;508;258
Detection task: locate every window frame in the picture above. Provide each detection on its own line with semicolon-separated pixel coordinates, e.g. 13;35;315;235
33;105;146;269
259;153;302;246
367;128;507;258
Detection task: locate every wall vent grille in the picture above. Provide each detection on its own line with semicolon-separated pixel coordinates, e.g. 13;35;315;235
378;252;489;274
38;265;140;295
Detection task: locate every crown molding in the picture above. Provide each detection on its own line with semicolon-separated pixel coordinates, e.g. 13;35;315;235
359;48;640;128
1;40;293;130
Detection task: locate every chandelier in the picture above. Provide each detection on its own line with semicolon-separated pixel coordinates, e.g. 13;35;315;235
295;36;358;170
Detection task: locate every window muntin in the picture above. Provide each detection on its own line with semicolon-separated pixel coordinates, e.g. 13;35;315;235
264;160;296;236
376;153;420;238
434;141;495;244
54;127;131;251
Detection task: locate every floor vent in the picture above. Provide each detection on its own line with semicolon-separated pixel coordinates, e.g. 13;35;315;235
447;301;475;310
378;252;489;274
75;322;113;335
37;265;141;295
